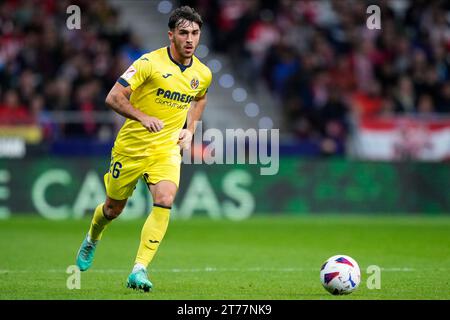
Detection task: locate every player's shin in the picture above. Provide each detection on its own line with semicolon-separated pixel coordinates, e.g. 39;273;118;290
88;203;112;242
134;205;170;269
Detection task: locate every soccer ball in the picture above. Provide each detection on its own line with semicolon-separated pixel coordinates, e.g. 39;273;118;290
320;255;361;295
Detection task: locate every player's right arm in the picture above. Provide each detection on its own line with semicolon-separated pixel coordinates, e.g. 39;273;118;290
105;82;163;133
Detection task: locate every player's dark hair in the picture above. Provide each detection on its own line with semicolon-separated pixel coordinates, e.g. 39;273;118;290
168;6;203;30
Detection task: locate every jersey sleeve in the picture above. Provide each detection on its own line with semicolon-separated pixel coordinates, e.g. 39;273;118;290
118;55;153;91
196;68;212;99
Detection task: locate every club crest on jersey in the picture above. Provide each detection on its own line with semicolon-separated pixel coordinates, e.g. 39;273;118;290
190;77;199;89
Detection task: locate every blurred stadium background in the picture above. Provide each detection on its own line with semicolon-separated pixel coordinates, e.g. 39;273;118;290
0;0;449;299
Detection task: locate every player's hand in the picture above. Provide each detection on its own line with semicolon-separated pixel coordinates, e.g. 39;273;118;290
178;129;193;150
141;116;164;133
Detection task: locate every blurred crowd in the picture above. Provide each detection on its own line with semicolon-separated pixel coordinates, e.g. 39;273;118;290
0;0;144;140
189;0;450;155
2;0;450;156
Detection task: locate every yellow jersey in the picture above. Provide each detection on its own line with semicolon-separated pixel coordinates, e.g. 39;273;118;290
113;46;212;157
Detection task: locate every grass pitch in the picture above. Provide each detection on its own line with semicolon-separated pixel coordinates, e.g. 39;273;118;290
0;215;449;300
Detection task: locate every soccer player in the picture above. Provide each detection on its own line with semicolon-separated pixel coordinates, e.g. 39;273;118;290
75;6;212;292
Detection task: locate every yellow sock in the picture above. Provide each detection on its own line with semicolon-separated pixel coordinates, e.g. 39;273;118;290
88;203;112;241
134;205;170;268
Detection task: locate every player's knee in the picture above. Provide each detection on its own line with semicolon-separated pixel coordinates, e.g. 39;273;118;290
103;203;125;220
154;193;174;208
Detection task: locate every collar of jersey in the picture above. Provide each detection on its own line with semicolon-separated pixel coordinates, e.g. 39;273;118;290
167;46;193;72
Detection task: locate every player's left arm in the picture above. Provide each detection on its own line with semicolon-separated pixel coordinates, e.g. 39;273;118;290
178;93;208;150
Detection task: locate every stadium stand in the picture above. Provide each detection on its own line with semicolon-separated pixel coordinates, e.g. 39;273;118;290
1;0;450;158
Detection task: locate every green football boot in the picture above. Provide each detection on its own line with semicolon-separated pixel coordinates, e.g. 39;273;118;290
76;235;97;271
126;269;153;292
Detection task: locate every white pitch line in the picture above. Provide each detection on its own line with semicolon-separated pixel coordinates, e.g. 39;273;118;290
0;267;426;274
